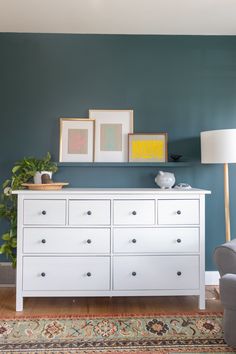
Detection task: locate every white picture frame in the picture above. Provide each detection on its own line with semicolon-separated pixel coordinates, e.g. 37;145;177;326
89;110;134;162
59;118;95;162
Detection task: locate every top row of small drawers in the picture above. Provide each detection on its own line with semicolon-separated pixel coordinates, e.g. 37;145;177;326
23;199;200;226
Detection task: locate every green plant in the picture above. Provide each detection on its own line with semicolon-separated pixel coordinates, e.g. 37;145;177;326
0;153;57;267
19;152;58;174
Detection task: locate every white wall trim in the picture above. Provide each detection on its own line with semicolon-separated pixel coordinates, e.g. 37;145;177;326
0;284;16;288
205;271;220;285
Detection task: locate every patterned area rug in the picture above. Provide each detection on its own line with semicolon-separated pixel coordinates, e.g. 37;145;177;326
0;312;236;353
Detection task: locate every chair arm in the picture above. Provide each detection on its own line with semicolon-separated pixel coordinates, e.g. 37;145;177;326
214;239;236;277
220;274;236;310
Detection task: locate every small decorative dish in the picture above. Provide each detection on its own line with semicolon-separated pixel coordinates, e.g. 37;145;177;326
22;183;69;191
170;154;183;162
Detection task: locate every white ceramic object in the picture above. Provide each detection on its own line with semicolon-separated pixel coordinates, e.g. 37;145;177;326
33;171;52;184
174;183;192;190
155;171;175;189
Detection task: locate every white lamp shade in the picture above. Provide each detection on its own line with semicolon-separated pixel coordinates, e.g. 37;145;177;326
201;129;236;164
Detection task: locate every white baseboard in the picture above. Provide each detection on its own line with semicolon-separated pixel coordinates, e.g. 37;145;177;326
205;271;220;285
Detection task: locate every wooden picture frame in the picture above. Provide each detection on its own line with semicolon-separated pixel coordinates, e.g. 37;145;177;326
59;118;95;162
89;109;134;162
128;133;168;162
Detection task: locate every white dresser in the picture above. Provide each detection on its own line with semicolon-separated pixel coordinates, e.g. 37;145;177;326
14;188;210;311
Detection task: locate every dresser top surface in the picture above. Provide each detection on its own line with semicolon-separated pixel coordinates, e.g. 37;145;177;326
13;188;211;195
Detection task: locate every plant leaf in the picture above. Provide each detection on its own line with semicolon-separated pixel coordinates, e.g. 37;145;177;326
2;233;10;241
12;165;21;174
2;180;10;189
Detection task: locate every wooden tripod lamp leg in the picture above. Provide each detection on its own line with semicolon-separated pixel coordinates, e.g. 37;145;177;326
224;163;231;242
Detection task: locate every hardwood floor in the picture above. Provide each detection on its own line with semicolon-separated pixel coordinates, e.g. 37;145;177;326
0;286;222;317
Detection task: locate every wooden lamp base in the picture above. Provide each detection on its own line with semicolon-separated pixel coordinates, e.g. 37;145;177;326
224;163;231;242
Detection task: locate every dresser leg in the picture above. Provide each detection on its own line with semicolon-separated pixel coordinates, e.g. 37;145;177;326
16;296;23;312
199;294;205;310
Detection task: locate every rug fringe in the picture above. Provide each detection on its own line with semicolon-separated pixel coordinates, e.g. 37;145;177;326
0;310;223;320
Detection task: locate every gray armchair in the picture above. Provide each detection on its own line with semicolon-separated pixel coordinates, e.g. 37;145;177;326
214;239;236;347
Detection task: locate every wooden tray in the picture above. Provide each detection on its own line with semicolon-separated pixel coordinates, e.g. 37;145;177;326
22;183;69;191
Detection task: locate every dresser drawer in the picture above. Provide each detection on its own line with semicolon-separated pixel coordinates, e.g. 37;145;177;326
23;256;110;291
113;255;199;290
158;200;199;225
114;200;155;225
24;200;66;225
23;228;110;254
113;228;199;253
69;200;111;225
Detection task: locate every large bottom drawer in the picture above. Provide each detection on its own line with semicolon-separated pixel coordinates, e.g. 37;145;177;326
23;256;110;291
113;255;199;290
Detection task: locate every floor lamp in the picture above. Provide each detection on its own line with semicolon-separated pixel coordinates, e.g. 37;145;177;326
201;129;236;242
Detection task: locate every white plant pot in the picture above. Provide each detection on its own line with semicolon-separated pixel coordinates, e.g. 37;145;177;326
33;171;52;184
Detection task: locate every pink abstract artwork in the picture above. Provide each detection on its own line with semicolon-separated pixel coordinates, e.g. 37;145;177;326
68;129;88;154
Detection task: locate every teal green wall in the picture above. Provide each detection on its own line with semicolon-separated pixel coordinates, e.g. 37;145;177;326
1;33;236;269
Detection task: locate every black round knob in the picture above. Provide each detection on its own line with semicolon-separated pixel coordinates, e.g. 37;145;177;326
132;211;137;215
177;271;182;276
87;239;92;244
177;238;182;243
87;211;92;215
41;239;46;244
42;210;47;215
132;239;137;243
132;271;137;276
41;272;46;277
87;272;92;277
177;210;181;215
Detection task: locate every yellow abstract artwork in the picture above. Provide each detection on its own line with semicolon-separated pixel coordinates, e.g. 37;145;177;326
131;140;164;160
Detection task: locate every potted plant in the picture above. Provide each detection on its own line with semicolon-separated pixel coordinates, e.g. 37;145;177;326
31;152;58;184
0;152;57;266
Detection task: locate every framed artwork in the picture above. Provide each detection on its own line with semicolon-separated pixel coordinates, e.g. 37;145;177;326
128;133;168;162
59;118;95;162
89;110;134;162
